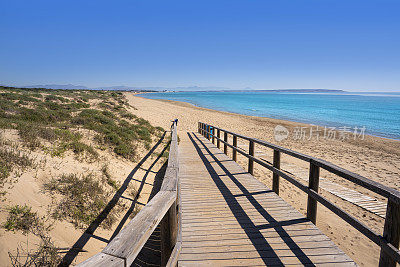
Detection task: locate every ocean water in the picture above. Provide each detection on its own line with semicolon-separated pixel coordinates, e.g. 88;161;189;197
140;91;400;140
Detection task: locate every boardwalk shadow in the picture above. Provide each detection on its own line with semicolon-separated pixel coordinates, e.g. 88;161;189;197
60;132;169;266
188;132;315;266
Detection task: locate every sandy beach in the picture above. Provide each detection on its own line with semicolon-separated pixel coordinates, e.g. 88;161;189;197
126;93;400;266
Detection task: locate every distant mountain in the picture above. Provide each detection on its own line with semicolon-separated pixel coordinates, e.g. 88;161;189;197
25;84;89;90
96;86;139;91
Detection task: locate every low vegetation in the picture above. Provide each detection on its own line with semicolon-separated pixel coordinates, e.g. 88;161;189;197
3;204;61;266
101;164;120;190
3;204;45;235
43;173;121;230
0;86;164;161
0;147;33;198
0;86;166;265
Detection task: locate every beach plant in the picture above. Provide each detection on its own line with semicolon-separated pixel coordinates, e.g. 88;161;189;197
101;164;120;190
3;204;61;266
3;205;43;234
43;173;120;229
8;238;61;267
0;147;33;197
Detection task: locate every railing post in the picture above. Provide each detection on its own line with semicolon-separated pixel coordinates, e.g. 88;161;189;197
198;122;200;134
217;129;220;148
212;127;215;144
272;150;280;195
223;132;228;154
248;140;254;175
161;200;177;265
379;199;400;267
233;135;237;161
307;161;320;224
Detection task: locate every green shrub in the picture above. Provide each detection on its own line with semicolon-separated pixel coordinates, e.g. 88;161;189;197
43;173;118;229
69;141;98;159
4;204;61;266
101;164;120;190
114;143;136;160
17;124;41;148
3;205;43;235
0;148;33;187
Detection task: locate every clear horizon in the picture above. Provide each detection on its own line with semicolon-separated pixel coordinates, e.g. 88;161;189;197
2;84;400;93
1;0;399;92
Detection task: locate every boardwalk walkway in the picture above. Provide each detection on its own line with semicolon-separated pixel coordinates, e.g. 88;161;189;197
177;132;356;266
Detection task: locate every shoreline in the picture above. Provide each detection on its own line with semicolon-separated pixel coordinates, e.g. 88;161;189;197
135;94;400;142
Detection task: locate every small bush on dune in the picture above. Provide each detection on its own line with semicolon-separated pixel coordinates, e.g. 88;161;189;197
0;148;33;188
54;128;81;142
9;239;61;267
68;141;99;159
114;143;136;160
3;205;43;235
101;164;120;190
43;173;118;229
3;204;61;266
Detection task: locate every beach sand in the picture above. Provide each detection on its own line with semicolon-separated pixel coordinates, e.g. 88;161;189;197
125;93;400;266
0;127;169;265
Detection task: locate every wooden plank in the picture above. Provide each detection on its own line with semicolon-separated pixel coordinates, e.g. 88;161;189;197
272;150;280;195
161;200;177;265
248;140;254;175
233;135;237;161
181;234;331;247
178;132;355;266
178;254;356;266
224;132;228;154
103;191;176;266
166;241;182;267
307;162;320;224
76;252;124;267
379;199;400;266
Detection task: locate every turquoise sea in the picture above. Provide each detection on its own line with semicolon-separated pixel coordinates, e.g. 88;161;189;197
140;91;400;140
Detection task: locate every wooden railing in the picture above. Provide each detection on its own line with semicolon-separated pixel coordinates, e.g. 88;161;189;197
78;120;181;267
199;122;400;267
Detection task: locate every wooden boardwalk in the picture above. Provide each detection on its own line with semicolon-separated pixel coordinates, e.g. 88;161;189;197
177;132;355;266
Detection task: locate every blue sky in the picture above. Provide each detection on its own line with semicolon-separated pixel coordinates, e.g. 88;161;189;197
1;0;399;91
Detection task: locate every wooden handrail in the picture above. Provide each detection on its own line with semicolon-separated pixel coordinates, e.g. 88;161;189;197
199;122;400;267
78;120;181;266
200;123;400;204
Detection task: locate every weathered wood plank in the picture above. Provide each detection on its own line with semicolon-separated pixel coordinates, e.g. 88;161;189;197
379;199;400;266
166;241;182;267
178;132;355;265
103;191;176;266
76;252;124;267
